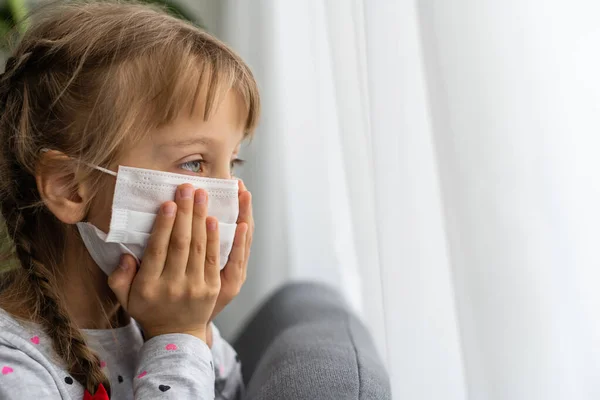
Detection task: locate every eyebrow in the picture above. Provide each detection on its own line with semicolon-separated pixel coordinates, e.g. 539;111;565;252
164;137;213;147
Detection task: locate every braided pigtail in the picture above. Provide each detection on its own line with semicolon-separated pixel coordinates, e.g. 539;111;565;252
12;221;110;395
0;46;111;398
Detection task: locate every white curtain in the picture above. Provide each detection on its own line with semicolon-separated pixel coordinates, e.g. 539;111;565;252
192;1;600;399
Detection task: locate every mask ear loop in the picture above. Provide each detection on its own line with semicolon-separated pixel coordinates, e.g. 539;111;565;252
89;165;117;177
40;148;118;177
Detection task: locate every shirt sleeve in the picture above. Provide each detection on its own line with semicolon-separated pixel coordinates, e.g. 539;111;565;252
134;333;216;399
210;323;244;400
0;345;63;399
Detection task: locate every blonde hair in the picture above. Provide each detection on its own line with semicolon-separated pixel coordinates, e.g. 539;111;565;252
0;1;260;396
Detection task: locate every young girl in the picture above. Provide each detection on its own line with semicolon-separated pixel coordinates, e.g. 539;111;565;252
0;1;258;399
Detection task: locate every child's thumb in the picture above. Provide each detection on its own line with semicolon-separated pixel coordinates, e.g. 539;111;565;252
107;254;137;310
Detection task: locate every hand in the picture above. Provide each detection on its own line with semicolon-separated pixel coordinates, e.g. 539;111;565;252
210;179;253;320
108;184;221;343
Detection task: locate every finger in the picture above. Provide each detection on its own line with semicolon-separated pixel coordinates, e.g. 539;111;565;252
247;192;254;238
107;254;138;310
138;201;177;279
222;222;247;286
237;191;253;239
237;190;252;223
163;184;195;279
238;179;248;193
204;216;220;285
238;191;253;283
236;180;253;235
186;189;208;279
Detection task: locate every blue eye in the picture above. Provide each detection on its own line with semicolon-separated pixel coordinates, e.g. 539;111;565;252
180;160;204;173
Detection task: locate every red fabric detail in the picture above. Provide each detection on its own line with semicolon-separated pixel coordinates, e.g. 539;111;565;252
83;383;109;400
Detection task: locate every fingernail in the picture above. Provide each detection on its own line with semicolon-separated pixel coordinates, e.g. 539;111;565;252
163;203;176;216
118;256;130;271
207;219;217;231
180;186;194;199
195;190;206;204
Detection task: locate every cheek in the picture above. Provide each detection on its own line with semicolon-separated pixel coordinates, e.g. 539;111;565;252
86;180;115;233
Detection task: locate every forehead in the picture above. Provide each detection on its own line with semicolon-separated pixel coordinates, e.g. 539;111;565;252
151;90;247;148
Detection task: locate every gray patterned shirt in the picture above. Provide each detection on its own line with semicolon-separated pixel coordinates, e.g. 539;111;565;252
0;308;242;399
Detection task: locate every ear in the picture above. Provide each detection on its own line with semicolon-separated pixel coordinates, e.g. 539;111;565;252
36;150;91;224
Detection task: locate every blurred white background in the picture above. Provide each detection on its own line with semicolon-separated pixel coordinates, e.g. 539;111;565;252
183;1;600;399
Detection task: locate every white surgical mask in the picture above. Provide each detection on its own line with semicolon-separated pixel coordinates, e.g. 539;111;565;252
77;165;239;275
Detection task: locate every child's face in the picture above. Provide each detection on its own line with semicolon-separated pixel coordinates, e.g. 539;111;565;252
86;91;247;234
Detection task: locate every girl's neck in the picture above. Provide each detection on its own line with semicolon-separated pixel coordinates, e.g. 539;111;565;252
60;229;128;330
